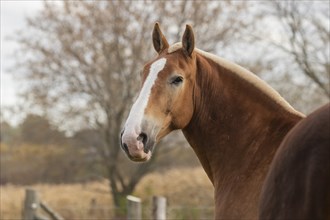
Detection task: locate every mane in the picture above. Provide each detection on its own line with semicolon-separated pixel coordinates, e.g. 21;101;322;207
168;42;304;117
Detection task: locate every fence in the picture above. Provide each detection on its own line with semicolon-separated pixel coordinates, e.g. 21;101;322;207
22;189;170;220
23;189;64;220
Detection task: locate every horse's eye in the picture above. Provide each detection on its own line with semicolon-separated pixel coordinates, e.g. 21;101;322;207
170;76;183;85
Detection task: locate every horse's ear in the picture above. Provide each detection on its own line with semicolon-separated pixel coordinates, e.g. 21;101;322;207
152;22;169;54
182;24;195;57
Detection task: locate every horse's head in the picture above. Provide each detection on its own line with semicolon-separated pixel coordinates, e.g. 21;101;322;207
121;23;196;162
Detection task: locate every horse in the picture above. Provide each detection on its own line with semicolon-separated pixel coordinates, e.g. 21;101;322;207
120;23;326;219
259;103;330;220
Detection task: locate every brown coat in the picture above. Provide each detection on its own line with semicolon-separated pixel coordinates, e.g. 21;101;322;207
259;103;330;220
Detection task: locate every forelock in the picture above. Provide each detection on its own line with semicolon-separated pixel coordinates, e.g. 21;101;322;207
168;42;183;54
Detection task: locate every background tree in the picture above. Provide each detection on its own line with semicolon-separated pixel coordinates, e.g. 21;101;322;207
247;1;329;113
12;1;253;207
0;121;18;145
20;114;66;145
0;113;93;184
272;1;329;98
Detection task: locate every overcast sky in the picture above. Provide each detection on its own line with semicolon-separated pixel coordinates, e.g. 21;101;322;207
1;0;43;108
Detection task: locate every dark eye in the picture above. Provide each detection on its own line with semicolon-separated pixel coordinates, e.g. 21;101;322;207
170;76;183;85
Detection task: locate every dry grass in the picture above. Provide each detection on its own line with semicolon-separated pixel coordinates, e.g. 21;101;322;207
135;167;213;207
0;167;213;220
0;182;112;219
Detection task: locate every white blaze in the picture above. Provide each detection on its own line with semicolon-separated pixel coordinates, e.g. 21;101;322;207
124;58;167;135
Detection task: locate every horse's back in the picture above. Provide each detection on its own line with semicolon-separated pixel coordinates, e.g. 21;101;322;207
259;103;330;220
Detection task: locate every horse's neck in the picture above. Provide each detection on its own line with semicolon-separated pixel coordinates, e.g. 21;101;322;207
182;53;303;218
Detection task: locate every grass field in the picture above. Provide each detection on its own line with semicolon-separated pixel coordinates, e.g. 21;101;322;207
0;167;214;219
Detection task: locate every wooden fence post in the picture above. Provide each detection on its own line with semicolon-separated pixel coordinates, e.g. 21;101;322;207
152;196;166;220
22;188;64;220
40;201;64;220
22;188;39;220
127;195;141;220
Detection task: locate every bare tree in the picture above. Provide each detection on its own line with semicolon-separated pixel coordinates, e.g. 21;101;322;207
12;1;252;207
153;1;252;53
14;1;154;206
270;1;329;98
20;114;66;145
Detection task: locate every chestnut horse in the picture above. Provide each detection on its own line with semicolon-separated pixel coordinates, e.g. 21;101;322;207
120;23;328;219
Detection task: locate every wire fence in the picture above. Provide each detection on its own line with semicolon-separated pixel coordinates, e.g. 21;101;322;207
53;206;214;220
20;189;214;220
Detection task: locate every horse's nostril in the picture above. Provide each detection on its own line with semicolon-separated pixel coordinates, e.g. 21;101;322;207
137;132;147;143
137;132;148;149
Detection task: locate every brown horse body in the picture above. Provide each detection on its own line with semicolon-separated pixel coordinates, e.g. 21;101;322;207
181;48;303;219
259;103;330;220
121;23;329;219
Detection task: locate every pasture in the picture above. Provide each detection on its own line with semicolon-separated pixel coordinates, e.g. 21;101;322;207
0;167;213;219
